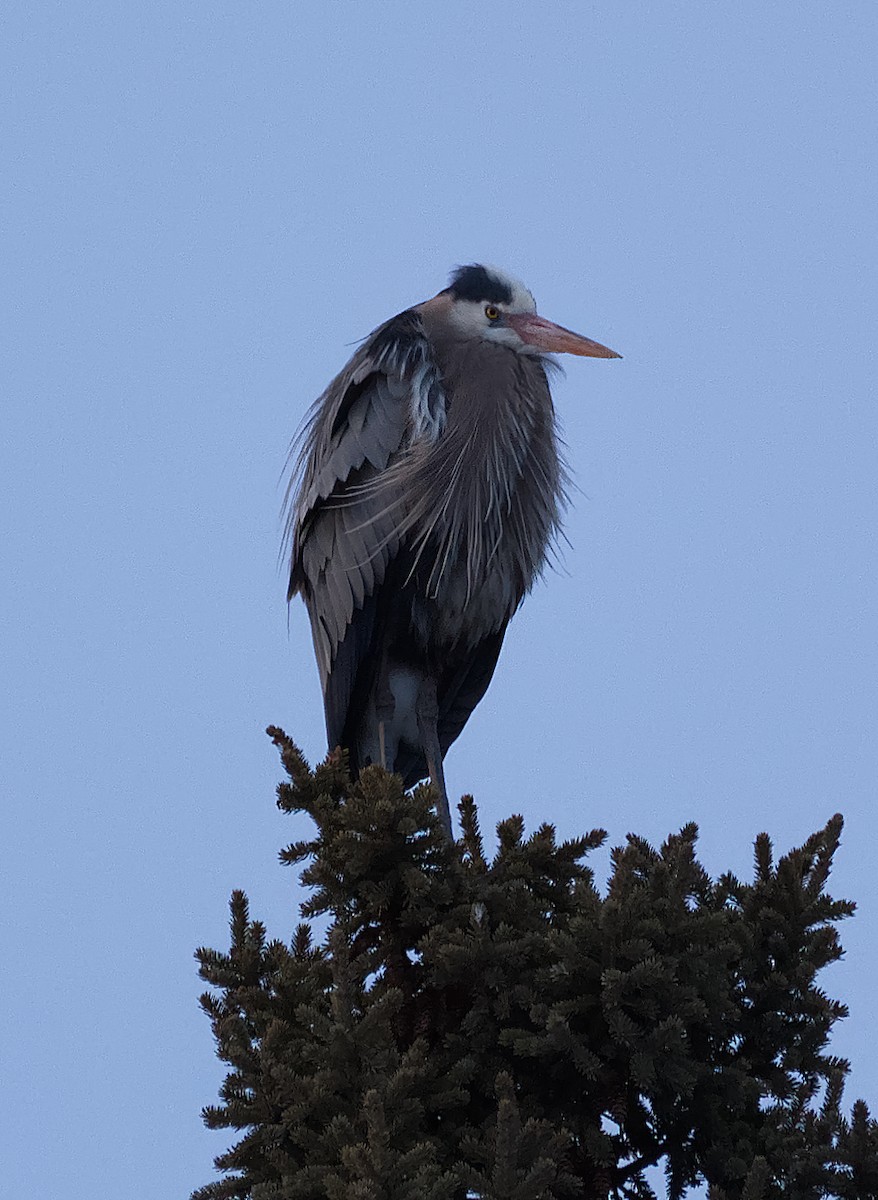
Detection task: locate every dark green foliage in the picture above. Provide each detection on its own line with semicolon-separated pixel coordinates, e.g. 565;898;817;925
194;728;877;1199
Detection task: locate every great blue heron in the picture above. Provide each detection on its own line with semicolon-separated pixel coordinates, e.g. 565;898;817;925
286;264;619;835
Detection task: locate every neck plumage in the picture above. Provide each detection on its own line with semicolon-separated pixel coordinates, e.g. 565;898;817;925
402;338;565;603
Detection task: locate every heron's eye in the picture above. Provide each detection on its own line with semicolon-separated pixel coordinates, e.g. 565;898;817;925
485;305;500;321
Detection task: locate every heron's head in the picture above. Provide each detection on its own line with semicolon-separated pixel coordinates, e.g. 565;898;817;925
434;263;620;360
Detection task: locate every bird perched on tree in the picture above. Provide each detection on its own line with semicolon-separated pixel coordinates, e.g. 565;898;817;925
286;264;619;834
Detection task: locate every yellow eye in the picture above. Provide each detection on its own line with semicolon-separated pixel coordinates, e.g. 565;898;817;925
485;305;500;321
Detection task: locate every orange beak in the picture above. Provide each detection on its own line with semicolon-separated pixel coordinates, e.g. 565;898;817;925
507;313;621;359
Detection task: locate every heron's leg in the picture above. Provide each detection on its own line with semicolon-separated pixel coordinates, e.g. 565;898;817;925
416;677;452;837
375;658;395;771
378;723;387;772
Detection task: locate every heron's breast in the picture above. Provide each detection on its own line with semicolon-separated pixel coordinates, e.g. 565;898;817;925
409;536;530;650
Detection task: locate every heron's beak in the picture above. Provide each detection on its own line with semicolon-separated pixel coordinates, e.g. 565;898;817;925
507;313;621;359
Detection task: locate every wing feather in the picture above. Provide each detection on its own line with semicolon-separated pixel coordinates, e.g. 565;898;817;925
287;311;444;751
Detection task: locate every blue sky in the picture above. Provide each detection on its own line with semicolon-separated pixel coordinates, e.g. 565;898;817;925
3;3;876;1196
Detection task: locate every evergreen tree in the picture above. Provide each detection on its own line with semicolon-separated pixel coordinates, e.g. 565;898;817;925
194;728;878;1199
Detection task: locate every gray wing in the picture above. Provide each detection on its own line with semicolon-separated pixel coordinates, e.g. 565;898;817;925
286;311;444;753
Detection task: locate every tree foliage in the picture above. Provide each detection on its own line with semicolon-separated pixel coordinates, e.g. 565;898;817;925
193;728;878;1199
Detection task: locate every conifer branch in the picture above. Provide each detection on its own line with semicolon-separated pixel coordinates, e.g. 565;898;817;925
193;732;878;1199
